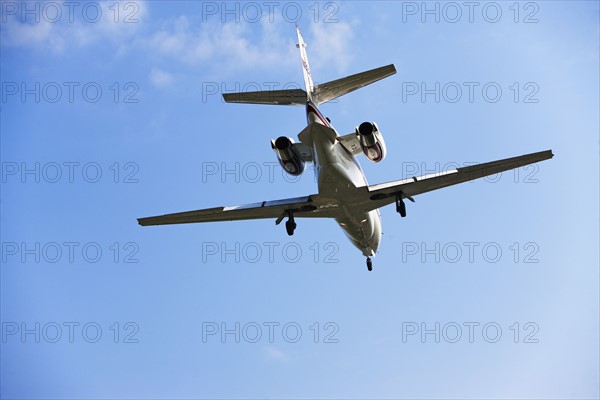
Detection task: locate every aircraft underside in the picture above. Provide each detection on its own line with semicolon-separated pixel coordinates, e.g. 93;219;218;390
309;126;381;261
137;26;553;272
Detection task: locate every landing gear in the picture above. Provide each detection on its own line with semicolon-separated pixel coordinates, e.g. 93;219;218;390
285;218;296;236
276;210;297;236
366;257;372;271
395;191;415;217
396;195;407;217
285;212;296;236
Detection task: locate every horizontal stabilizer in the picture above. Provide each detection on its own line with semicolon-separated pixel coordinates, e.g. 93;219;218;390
222;65;396;106
223;89;307;106
313;64;396;104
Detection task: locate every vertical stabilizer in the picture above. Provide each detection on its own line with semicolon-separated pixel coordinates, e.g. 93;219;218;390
296;26;314;102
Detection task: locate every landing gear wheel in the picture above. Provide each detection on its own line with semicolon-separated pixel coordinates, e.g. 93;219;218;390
285;220;296;236
366;257;373;271
282;211;297;236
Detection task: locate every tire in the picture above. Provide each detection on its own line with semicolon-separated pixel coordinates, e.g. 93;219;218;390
285;220;296;236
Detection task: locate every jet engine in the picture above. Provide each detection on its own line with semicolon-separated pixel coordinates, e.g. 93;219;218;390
356;122;386;162
271;136;306;176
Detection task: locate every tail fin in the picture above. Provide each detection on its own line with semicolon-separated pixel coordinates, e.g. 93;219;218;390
221;26;396;106
296;25;314;102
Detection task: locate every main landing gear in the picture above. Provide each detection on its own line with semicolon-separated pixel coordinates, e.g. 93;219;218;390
285;214;297;236
396;195;407;217
395;192;415;218
276;210;296;236
366;257;372;271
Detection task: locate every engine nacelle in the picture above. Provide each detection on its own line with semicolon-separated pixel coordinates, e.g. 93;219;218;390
271;136;306;176
357;122;386;162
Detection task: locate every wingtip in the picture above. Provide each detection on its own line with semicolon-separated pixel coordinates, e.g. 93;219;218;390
540;149;554;160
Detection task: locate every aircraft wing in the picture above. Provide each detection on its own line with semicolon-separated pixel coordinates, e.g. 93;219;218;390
357;150;553;211
139;150;553;227
138;194;339;226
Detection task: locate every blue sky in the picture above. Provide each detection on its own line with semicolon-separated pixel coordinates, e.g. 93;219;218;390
1;1;598;398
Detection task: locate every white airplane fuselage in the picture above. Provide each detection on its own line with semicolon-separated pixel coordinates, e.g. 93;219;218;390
306;101;382;257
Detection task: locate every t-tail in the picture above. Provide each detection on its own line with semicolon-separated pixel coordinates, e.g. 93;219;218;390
222;26;396;106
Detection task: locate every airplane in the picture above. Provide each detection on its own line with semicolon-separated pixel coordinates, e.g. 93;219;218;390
138;26;553;271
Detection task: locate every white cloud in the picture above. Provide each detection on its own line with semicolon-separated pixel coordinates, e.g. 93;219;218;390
0;1;148;54
144;18;354;76
1;2;354;77
149;67;174;88
149;16;190;55
264;346;288;361
146;17;298;72
1;15;65;52
308;22;355;74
